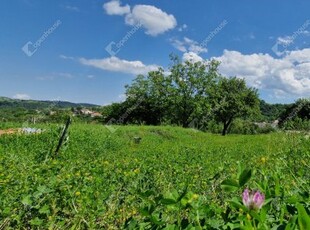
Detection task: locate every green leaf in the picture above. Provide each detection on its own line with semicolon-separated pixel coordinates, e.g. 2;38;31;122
150;215;164;226
274;174;281;196
228;197;247;211
160;198;177;205
139;207;151;217
221;179;239;192
176;187;188;202
297;203;310;230
30;217;43;226
39;205;50;214
21;195;32;206
239;169;252;187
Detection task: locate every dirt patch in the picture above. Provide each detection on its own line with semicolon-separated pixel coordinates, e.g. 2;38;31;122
0;128;44;136
0;129;20;136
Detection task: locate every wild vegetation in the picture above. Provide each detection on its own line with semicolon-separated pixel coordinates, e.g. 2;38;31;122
0;124;309;229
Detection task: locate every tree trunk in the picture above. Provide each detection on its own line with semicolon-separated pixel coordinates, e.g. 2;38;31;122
222;117;233;136
222;123;229;136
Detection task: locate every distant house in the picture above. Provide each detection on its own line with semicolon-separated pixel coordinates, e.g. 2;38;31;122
80;109;93;115
49;111;56;115
90;112;102;118
74;108;102;118
271;120;279;128
254;120;279;129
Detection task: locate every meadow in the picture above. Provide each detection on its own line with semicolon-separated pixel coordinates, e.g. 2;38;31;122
0;123;309;229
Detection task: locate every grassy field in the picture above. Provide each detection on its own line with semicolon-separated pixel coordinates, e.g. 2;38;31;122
0;124;309;229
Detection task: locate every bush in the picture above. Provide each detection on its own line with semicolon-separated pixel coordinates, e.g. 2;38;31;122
256;124;276;134
229;119;257;134
206;120;222;134
282;117;310;131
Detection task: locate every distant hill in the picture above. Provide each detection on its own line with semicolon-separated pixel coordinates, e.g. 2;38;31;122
0;97;99;110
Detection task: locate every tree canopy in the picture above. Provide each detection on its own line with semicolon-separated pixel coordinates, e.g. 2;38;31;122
111;56;262;135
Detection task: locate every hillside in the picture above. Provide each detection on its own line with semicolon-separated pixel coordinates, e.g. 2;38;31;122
0;96;98;110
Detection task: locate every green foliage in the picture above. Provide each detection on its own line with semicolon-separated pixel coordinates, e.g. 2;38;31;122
279;98;310;130
228;119;276;135
259;100;289;121
282;117;310;131
123;57;220;127
229;119;258;135
109;56;263;135
0;124;309;228
208;77;261;135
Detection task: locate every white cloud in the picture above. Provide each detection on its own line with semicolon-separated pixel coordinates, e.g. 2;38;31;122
182;52;204;63
36;72;74;81
125;5;177;36
277;36;294;46
64;5;80;12
79;56;159;75
59;54;75;60
13;94;31;100
103;1;177;36
103;0;130;16
178;24;188;32
283;48;310;63
171;38;187;52
118;94;127;101
300;30;310;35
171;37;208;54
214;48;310;98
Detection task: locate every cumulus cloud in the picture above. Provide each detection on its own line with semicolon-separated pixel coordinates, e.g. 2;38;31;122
171;37;207;54
170;37;207;63
214;49;310;98
103;1;177;36
103;0;130;15
182;52;204;63
13;94;31;100
125;5;177;36
79;56;159;75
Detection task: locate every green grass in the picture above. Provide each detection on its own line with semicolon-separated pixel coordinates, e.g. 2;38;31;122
0;124;309;229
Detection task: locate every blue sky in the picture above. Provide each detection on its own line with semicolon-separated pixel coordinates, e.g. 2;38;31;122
0;0;309;105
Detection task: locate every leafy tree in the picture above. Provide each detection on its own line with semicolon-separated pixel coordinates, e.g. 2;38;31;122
125;69;169;125
168;56;220;127
124;56;221;127
208;77;260;135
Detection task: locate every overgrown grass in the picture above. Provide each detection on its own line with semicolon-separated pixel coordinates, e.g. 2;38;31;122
0;124;309;229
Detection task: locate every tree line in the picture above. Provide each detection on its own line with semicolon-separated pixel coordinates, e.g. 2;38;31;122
103;56;261;135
